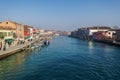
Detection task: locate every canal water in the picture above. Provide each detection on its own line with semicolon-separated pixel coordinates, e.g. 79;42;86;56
0;36;120;80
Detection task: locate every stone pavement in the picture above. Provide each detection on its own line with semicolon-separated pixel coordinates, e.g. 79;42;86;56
0;40;37;59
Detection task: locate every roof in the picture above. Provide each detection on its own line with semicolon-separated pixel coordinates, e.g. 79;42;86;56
24;25;33;28
6;20;22;25
0;26;16;30
109;29;118;31
88;26;111;29
78;26;111;30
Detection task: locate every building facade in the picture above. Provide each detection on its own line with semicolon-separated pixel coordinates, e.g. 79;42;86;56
116;29;120;42
24;25;30;40
0;20;24;41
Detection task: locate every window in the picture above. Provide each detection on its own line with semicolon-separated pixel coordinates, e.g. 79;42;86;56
3;32;7;36
6;22;8;24
113;33;116;35
20;34;23;38
13;33;17;38
8;32;12;36
0;32;3;38
20;28;22;31
0;32;7;39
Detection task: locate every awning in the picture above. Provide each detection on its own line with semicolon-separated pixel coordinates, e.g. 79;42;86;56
25;36;31;39
5;39;13;43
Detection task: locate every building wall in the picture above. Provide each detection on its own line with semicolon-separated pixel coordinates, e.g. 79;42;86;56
29;28;33;35
16;24;24;40
71;31;77;37
93;31;116;42
93;32;103;41
0;21;24;40
116;30;120;41
24;29;30;38
89;29;108;36
0;30;14;39
107;31;116;38
0;21;16;29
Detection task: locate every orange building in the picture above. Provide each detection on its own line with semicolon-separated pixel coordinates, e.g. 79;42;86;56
0;20;24;40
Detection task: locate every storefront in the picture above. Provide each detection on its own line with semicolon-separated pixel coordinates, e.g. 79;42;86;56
5;38;13;43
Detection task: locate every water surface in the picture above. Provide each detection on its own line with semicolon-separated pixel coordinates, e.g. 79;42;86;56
0;36;120;80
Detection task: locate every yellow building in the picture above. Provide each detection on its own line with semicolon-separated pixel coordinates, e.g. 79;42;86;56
0;27;16;49
0;29;14;39
0;20;24;40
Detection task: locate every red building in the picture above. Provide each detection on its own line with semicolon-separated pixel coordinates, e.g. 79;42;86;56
93;31;104;41
24;25;30;39
93;31;114;42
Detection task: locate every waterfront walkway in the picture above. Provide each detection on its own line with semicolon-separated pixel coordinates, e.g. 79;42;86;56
0;39;38;59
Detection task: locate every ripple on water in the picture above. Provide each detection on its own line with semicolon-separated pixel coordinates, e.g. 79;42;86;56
0;36;120;80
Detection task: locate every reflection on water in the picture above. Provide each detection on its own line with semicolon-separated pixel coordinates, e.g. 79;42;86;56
88;41;94;49
0;51;33;80
104;45;114;53
88;41;94;54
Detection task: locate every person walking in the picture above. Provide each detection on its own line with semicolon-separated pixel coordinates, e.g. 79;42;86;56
0;42;2;51
3;44;6;51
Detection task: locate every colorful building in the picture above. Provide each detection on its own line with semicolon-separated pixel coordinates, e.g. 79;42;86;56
0;26;15;49
0;28;15;40
71;26;111;40
28;26;33;40
107;29;116;39
93;31;107;41
92;29;116;42
0;20;24;41
86;26;111;36
33;28;40;38
24;25;31;40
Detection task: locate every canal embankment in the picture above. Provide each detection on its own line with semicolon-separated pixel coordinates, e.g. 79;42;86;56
69;35;120;47
0;36;52;60
70;26;120;47
0;39;40;60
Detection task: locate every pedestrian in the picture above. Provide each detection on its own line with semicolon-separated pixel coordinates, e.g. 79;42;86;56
8;42;11;48
3;44;6;51
0;42;2;51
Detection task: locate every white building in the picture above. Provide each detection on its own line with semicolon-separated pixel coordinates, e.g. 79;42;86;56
28;27;33;40
87;26;111;36
107;29;116;38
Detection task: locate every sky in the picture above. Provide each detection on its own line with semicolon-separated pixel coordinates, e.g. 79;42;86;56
0;0;120;31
